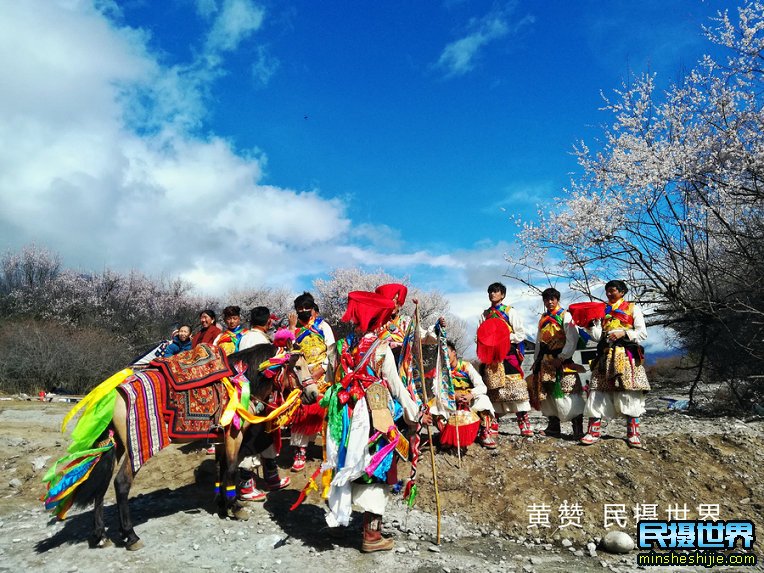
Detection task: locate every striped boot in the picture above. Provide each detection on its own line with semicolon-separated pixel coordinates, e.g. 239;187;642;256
626;417;643;449
579;418;601;445
516;411;533;437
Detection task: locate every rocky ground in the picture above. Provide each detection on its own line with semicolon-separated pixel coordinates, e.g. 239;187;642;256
0;397;762;572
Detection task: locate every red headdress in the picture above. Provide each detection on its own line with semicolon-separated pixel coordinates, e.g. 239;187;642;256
341;291;396;332
476;317;511;364
374;283;408;306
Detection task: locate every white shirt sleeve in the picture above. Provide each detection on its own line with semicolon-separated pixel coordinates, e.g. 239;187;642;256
377;345;419;425
320;321;336;369
626;305;648;342
507;307;526;344
465;362;488;397
560;311;580;360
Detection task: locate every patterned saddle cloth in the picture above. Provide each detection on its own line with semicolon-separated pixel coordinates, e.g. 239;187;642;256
150;343;233;391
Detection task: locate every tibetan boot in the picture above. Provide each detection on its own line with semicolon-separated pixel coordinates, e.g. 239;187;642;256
539;416;561;438
571;415;584;440
478;415;497;449
580;418;601;445
517;411;533;437
361;512;394;553
626;417;643;449
291;446;306;472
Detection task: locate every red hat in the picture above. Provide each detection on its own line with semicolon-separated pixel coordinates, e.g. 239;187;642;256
476;318;511;364
374;283;408;306
341;291;396;332
568;302;605;325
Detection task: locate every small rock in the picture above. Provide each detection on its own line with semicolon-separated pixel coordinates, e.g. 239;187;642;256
428;545;441;553
587;541;598;556
601;531;635;554
740;498;751;505
9;479;22;489
32;456;51;472
574;550;585;557
561;538;573;547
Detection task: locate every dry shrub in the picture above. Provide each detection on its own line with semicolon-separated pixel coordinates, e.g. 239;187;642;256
0;319;133;395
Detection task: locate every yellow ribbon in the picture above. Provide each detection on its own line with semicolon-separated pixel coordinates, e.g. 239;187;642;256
219;376;302;428
61;368;134;432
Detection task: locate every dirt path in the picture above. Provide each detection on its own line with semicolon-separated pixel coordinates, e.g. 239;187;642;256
0;400;761;572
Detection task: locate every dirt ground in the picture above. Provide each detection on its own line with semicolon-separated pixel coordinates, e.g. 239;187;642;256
0;398;762;572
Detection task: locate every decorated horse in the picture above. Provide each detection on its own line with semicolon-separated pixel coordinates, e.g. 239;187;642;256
42;342;317;550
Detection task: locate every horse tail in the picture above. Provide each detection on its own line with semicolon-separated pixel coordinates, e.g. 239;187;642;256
71;430;117;507
43;428;117;519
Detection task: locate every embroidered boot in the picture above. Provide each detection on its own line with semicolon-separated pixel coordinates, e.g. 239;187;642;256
539;416;561;438
237;469;266;501
478;415;497;449
571;414;584;440
361;512;394;552
264;459;291;491
517;412;533;437
291;446;306;472
579;418;601;445
626;417;643;449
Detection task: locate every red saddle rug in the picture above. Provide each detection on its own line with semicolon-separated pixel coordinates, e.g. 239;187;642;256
163;381;228;441
118;370;170;473
150;343;233;391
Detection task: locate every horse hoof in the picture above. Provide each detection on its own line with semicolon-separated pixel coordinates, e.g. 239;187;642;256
89;537;113;549
126;539;144;551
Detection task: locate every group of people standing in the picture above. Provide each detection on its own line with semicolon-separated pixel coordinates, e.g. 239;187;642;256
169;279;650;552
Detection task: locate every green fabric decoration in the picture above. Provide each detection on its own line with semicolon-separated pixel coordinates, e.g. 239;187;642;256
68;389;118;454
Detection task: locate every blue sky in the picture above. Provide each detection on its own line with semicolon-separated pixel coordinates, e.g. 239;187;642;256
0;0;732;349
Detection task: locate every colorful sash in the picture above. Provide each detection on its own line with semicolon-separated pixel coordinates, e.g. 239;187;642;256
377;314;408;347
603;299;635;332
538;306;566;350
450;360;472;391
217;325;248;355
295;317;328;368
485;304;512;326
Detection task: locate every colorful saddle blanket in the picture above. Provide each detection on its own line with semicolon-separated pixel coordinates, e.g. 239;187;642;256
150;343;233;391
118;370;170;473
163;381;228;440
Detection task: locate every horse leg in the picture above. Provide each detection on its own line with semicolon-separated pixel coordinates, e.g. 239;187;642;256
113;457;143;550
90;464;113;548
221;426;249;520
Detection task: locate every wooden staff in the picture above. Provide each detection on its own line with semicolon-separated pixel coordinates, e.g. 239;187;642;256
414;302;442;545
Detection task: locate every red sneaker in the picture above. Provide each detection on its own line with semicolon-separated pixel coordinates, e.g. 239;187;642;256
265;476;291;491
238;478;266;502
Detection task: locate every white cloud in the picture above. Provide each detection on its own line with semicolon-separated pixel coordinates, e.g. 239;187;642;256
435;3;534;78
251;45;280;87
0;0;472;300
205;0;265;53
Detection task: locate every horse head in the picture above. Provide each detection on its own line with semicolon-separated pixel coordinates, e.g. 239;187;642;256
283;350;319;405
